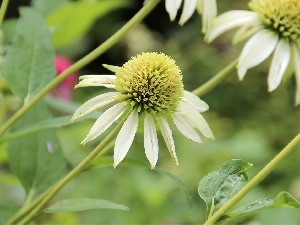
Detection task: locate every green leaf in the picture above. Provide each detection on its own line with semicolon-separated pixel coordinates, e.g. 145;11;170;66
219;192;300;223
46;0;130;48
198;159;253;218
2;8;55;103
44;198;130;213
6;101;66;194
32;0;69;17
155;168;193;208
88;157;193;208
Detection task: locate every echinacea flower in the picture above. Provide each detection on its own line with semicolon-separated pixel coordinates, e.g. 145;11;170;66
165;0;217;32
72;52;214;168
206;0;300;105
50;55;77;101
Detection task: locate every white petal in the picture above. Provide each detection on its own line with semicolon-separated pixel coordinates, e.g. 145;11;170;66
238;30;279;80
144;114;159;169
102;64;121;73
268;38;290;92
114;110;139;167
179;0;197;25
165;0;182;21
201;0;217;33
75;75;116;88
173;113;202;143
72;92;121;120
292;43;300;105
82;103;127;144
178;101;214;139
206;10;260;43
232;23;262;45
183;90;209;112
156;116;179;166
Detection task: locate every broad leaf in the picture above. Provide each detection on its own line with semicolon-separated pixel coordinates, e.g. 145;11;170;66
88;157;193;208
44;198;130;213
219;192;300;223
198;159;253;218
156;167;193;208
46;0;130;48
32;0;69;17
2;8;55;103
6;101;66;194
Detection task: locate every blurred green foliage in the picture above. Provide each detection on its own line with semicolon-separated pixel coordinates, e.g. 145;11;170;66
0;0;300;224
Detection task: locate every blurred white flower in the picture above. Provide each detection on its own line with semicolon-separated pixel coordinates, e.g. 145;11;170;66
206;0;300;105
165;0;217;32
72;52;214;169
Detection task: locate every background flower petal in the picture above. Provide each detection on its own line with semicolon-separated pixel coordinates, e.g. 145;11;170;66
206;10;259;42
165;0;182;21
238;30;279;79
179;0;197;25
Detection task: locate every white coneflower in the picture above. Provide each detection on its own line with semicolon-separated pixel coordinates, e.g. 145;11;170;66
206;0;300;105
165;0;217;32
72;52;214;169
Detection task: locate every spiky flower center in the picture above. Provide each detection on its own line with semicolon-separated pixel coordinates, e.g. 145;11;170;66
114;52;184;114
249;0;300;40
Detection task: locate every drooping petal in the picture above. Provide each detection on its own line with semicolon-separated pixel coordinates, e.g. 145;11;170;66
205;10;260;43
172;112;202;143
81;103;127;144
144;114;159;169
232;23;262;45
183;90;209;112
178;102;214;139
102;64;121;73
165;0;182;21
268;38;290;92
200;0;217;33
156;116;179;166
75;75;117;88
114;110;139;167
72;92;121;120
238;30;279;80
292;43;300;105
179;0;198;25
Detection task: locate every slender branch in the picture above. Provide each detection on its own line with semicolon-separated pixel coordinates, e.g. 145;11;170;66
0;0;160;137
192;58;238;97
0;0;9;25
204;133;300;225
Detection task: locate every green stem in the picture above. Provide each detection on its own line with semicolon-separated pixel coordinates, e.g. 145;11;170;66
204;132;300;225
0;0;9;25
7;140;114;224
0;0;160;137
17;114;128;225
192;58;238;97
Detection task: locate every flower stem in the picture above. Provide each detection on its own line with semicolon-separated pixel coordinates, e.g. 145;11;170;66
0;0;9;25
192;58;238;97
15;114;127;225
0;0;160;137
6;187;52;224
204;133;300;225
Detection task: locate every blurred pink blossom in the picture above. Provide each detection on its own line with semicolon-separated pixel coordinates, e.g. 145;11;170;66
50;55;78;101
